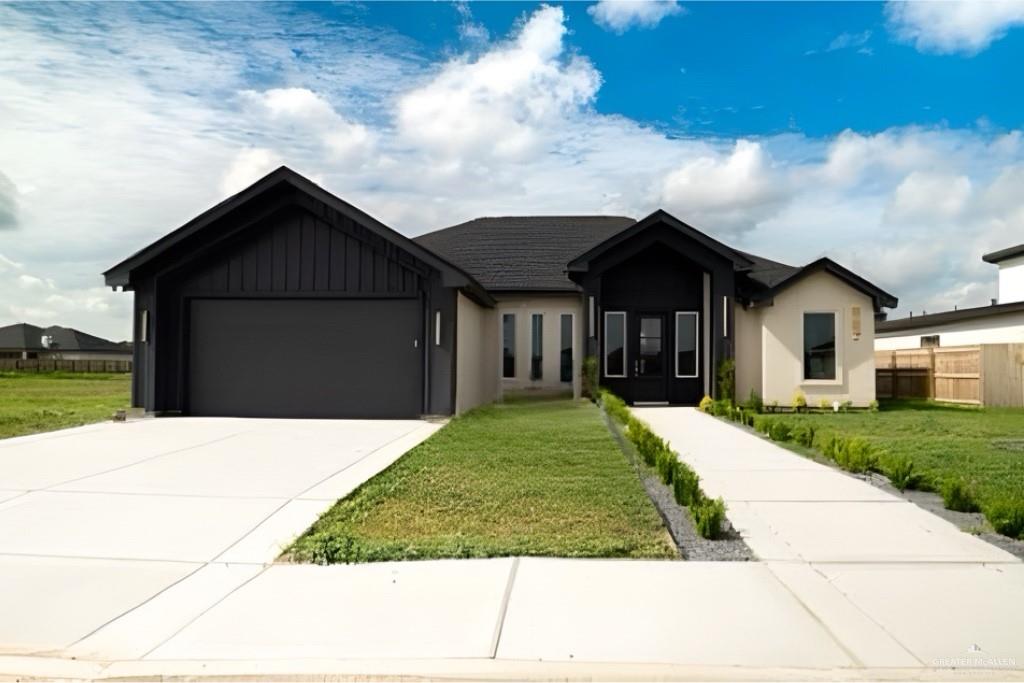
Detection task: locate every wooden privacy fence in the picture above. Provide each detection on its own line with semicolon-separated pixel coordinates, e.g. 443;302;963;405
875;344;1024;407
0;358;132;373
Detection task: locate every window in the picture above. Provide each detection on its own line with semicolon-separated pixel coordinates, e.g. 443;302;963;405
921;335;940;348
604;311;626;378
434;310;442;346
530;313;543;380
502;313;516;379
588;297;595;337
139;310;149;344
560;314;573;383
803;312;836;381
675;312;698;378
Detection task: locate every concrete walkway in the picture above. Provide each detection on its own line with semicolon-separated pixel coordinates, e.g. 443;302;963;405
2;410;1023;680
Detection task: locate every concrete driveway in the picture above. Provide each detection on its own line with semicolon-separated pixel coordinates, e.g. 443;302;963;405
0;416;441;656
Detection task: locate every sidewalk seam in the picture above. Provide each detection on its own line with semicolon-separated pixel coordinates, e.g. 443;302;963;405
489;556;520;659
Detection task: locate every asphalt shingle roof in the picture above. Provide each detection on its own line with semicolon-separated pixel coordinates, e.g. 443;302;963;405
0;323;127;353
413;216;637;291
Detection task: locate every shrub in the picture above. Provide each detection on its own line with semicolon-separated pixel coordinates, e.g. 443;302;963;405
819;398;831;411
839;400;852;413
885;456;922;492
768;420;792;442
744;389;763;414
791;390;807;412
698;395;714;413
601;390;632;427
834;436;878;473
984;497;1024;539
673;464;702;507
868;399;880;413
693;497;727;540
717;358;736;404
628;421;666;467
582;356;599;400
941;478;980;513
790;423;816;448
768;399;779;413
752;414;772;435
711;399;733;418
656;447;677;485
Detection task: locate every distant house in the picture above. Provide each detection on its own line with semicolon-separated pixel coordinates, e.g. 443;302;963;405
876;244;1024;350
104;167;896;418
0;323;132;361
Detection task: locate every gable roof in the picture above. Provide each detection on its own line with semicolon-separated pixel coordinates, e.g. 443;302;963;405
741;257;898;311
103;166;492;305
0;323;128;353
413;215;635;291
565;209;754;273
983;243;1024;265
877;300;1024;333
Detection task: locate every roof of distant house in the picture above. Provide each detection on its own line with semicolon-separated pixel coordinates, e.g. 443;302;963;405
0;323;128;353
876;300;1024;333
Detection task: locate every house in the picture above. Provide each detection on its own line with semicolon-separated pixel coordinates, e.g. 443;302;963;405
0;322;132;361
875;243;1024;350
103;167;896;418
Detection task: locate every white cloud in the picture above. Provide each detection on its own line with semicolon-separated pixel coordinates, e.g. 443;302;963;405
828;30;872;52
588;0;684;33
396;6;600;163
220;148;282;196
886;0;1024;55
886;171;973;224
454;1;489;44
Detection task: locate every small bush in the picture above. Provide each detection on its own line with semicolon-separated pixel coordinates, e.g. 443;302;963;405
601;390;632;427
984;497;1024;539
673;463;702;507
941;478;980;513
839;400;852;413
744;389;763;414
868;399;880;413
717;358;735;404
790;423;816;448
582;356;599;400
693;497;727;540
656;447;677;485
834;436;878;473
768;420;792;442
768;399;779;413
711;399;733;418
698;395;714;413
628;421;666;468
752;414;772;435
791;390;807;412
885;456;922;492
819;398;831;411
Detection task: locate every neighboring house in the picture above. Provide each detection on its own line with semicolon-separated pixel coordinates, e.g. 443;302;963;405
103;167;897;419
876;243;1024;350
0;323;132;361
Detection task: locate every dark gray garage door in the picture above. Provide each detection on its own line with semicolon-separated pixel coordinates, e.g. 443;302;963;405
188;298;422;418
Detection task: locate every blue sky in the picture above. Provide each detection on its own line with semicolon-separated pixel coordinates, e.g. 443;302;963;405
1;1;1024;339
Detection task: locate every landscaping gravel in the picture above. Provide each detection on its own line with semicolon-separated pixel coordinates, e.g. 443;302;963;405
604;413;755;562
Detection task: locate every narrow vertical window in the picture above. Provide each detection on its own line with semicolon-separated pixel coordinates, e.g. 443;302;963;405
675;312;698;378
588;297;595;337
139;310;149;344
530;313;543;380
604;311;626;378
434;310;442;346
803;312;837;380
560;314;573;383
502;313;516;379
722;296;729;337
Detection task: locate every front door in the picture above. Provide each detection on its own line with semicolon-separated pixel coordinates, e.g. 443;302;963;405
634;313;667;403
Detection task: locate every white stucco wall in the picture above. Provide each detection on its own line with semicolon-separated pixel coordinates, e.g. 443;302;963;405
734;303;763;404
875;311;1024;350
455;292;499;414
752;270;876;407
495;294;583;399
998;255;1024;304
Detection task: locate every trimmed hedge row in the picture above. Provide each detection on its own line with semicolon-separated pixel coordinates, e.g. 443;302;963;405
600;390;726;540
704;405;1024;540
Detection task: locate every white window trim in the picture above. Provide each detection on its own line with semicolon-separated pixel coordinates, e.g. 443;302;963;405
674;311;699;379
500;312;516;380
559;312;575;384
800;309;843;386
603;311;627;378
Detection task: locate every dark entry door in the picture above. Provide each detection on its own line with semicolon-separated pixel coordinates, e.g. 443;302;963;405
633;313;668;403
187;298;423;418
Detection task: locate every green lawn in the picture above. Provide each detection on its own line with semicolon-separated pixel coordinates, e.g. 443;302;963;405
0;372;131;439
286;398;676;563
779;400;1024;508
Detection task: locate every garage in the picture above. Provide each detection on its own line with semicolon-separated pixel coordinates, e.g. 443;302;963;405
104;167;493;419
187;298;423;418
